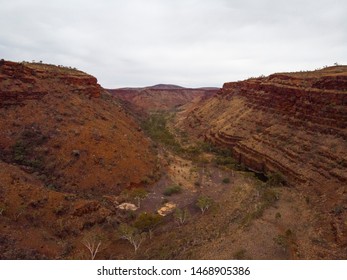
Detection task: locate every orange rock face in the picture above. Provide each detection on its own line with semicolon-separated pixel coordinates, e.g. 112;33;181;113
178;66;347;185
0;60;101;107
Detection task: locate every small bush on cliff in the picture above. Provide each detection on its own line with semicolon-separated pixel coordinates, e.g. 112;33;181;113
273;229;295;253
222;177;230;184
142;113;182;153
12;141;26;163
262;188;279;205
12;140;44;169
174;208;190;226
266;172;286;187
196;195;214;214
81;230;105;260
11;128;47;171
242;185;280;226
163;185;182;196
134;212;162;239
0;204;5;216
118;223;146;253
128;188;148;207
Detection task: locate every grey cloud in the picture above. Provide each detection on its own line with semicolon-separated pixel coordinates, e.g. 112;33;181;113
0;0;346;88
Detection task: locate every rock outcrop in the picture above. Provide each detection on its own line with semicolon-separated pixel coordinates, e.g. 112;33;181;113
178;66;347;186
0;60;101;107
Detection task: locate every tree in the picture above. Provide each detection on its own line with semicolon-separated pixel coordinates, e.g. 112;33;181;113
198;157;209;175
0;203;5;216
196;195;213;214
174;208;190;226
81;231;104;260
128;188;148;208
118;223;146;253
134;212;162;239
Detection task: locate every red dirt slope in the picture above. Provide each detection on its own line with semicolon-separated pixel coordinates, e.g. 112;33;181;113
0;60;158;259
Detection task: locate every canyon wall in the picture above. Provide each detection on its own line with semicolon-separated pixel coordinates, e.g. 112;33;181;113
178;66;347;187
0;60;157;196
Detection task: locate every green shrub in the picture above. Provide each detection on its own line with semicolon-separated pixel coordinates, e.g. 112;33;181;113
118;223;146;253
46;183;58;191
332;205;344;216
127;188;148;207
184;146;202;156
215;156;236;166
142;113;182;153
222;177;230;184
141;177;150;185
13;141;27;163
161;198;169;204
134;212;162;239
266;172;286;187
196;195;214;214
242;186;280;226
163;185;182;196
174;208;190;226
0;204;5;216
262;188;279;205
273;229;294;252
11;129;47;171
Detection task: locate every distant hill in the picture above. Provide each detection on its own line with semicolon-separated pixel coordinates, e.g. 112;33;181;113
146;84;185;90
108;84;219;112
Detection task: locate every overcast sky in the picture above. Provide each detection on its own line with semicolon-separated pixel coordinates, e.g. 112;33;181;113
0;0;346;88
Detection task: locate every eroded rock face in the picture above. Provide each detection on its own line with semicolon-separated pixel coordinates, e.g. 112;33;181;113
0;60;101;107
178;66;347;186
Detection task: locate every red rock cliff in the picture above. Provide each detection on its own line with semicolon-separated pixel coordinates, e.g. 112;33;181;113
0;60;157;196
178;66;347;186
0;60;101;107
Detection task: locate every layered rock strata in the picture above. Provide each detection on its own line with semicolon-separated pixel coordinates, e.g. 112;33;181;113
178;66;347;186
